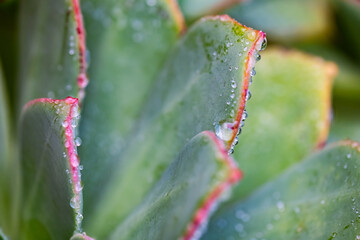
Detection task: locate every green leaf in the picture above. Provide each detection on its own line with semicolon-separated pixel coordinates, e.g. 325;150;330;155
79;0;184;217
84;16;266;238
231;47;336;200
202;141;360;239
18;0;80;108
19;97;84;240
109;131;241;240
226;0;332;43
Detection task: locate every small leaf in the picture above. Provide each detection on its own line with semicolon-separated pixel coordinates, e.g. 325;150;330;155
231;47;336;199
109;131;241;240
226;0;332;43
84;15;265;238
19;97;84;239
202;141;360;239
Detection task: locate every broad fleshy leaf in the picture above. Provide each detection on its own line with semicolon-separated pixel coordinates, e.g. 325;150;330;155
18;0;80;108
202;141;360;239
110;131;241;240
85;16;266;238
227;0;332;43
19;98;85;240
230;47;336;199
79;0;184;216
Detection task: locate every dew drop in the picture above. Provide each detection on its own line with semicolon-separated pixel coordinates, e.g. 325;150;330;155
234;136;239;145
242;110;248;120
261;38;267;51
347;153;352;159
228;148;234;155
215;121;235;141
230;109;235;118
69;49;75;55
246;91;252;101
76;213;83;224
231;80;237;89
230;93;235;99
62;121;69;128
75;137;82;147
70;196;80;209
250;68;256;77
276;201;285;212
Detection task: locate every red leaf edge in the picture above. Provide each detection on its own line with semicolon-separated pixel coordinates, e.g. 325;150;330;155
181;131;242;240
23;97;85;233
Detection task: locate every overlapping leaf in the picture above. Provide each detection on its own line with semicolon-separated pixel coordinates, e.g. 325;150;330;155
110;132;241;240
202;141;360;239
84;16;265;238
230;47;336;199
19;98;83;240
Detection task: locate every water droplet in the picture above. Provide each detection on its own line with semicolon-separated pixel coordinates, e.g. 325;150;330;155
261;38;267;51
235;209;250;222
237;127;242;135
238;53;242;57
320;200;325;204
62;121;69;128
242;110;248;120
226;101;231;105
344;164;348;169
234;136;239;145
230;109;235;117
79;165;84;170
70;196;80;209
75;182;83;192
64;141;70;148
228;148;234;155
69;49;75;55
215;121;235;141
230;93;235;99
356;235;360;240
229;66;233;71
347;153;352;159
231;80;237;89
244;46;248;51
246;91;251;101
76;213;83;223
250;68;256;76
213;51;217;56
75;137;82;147
255;53;261;61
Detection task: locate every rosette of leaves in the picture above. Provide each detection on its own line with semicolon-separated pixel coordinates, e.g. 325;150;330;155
1;0;360;240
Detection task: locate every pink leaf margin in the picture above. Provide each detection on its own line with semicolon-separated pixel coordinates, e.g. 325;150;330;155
181;131;242;240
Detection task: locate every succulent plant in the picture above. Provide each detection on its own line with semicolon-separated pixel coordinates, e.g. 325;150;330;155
0;0;360;239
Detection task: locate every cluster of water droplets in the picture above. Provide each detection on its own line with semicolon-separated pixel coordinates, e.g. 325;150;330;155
215;32;266;155
57;98;84;231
